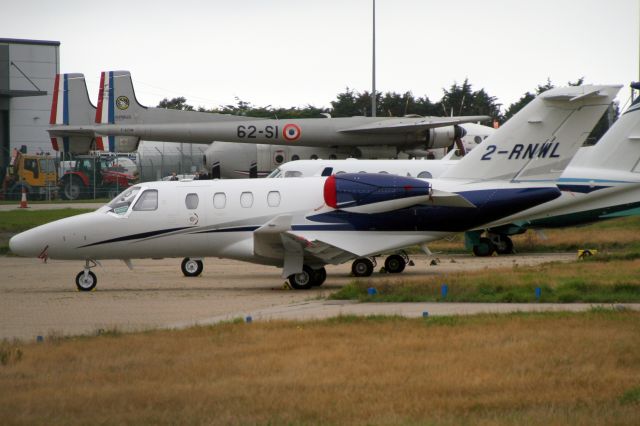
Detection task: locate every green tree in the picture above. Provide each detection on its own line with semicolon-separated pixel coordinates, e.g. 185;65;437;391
157;96;194;111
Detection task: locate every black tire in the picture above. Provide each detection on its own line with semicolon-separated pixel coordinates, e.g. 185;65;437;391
61;176;83;200
288;265;314;290
310;267;327;287
352;258;374;277
385;254;406;274
75;271;97;291
181;258;204;277
472;237;495;257
495;236;514;255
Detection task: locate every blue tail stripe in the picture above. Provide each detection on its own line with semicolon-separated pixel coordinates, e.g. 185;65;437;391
108;71;115;124
62;74;69;125
62;137;70;152
108;135;115;152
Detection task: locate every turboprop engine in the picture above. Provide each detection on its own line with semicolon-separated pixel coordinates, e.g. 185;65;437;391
322;173;475;214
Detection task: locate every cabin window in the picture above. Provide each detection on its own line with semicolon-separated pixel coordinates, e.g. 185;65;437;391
417;171;432;179
133;189;158;211
267;191;281;207
275;154;284;164
185;193;199;209
474;136;482;144
213;192;226;209
378;171;389;174
310;154;318;160
291;154;300;161
284;170;302;178
240;191;254;208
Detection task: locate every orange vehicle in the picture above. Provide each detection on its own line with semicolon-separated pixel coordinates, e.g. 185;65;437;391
1;150;57;200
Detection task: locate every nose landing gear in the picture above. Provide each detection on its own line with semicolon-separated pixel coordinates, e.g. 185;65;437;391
75;259;99;291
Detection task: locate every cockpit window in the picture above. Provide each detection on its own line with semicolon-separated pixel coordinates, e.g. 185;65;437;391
266;168;282;178
284;170;302;178
107;186;141;215
133;189;158;211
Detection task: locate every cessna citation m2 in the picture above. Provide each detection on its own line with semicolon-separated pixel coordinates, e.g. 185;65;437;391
11;84;619;291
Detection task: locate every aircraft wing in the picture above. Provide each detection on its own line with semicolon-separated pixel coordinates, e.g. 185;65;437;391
339;115;491;134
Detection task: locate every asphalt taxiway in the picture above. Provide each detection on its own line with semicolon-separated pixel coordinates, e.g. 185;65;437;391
3;252;637;341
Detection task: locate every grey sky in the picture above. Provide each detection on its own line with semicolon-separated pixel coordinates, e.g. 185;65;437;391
4;0;638;112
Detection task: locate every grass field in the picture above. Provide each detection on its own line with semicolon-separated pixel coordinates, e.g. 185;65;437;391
1;311;639;425
428;216;640;254
332;256;640;302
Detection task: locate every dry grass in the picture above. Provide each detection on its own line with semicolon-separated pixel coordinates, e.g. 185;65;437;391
1;312;639;425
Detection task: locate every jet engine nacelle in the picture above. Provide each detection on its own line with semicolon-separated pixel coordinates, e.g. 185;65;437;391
323;173;431;214
425;125;467;149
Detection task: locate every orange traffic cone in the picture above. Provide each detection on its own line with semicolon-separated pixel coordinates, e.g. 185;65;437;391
19;187;28;208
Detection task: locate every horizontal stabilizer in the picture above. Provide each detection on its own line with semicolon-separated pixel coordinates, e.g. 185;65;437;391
339;115;490;134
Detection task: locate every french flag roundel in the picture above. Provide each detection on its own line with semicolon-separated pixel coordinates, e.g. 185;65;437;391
282;123;301;141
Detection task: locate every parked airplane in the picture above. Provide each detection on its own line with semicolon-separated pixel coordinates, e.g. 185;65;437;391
271;86;636;259
10;84;617;290
47;71;494;170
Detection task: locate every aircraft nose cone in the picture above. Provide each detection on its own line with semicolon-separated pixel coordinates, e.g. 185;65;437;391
9;230;43;258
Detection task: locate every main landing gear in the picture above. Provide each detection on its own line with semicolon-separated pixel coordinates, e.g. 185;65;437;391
181;257;204;277
75;259;98;291
288;265;327;290
471;234;515;257
351;252;413;277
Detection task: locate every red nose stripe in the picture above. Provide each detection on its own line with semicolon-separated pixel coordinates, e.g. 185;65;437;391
323;175;337;208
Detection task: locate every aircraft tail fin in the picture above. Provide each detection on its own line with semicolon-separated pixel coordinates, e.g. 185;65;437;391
98;70;247;125
95;71;142;152
569;88;640;173
49;73;96;153
440;84;622;182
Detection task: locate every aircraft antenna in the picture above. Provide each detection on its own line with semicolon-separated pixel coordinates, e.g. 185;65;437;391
371;0;377;117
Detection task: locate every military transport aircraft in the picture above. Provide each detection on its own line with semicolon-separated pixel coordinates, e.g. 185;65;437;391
270;84;636;260
10;84;618;291
48;71;494;174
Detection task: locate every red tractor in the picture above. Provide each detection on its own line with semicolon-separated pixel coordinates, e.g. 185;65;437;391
59;155;139;200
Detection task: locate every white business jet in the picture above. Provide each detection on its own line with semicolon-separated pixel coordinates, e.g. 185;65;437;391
10;84;618;290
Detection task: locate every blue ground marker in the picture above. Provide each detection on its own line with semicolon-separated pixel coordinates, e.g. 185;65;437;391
535;287;541;300
245;316;252;323
367;287;377;296
441;284;448;299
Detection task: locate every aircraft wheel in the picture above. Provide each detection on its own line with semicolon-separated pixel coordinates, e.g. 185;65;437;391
62;176;83;200
495;236;514;255
352;258;374;277
311;267;327;287
181;258;204;277
288;265;314;290
75;271;97;291
472;237;495;257
385;254;406;274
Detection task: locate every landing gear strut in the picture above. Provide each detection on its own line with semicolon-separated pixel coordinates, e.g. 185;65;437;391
75;259;98;291
181;258;204;277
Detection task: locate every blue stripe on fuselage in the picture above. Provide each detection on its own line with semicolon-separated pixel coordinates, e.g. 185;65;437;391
306;187;560;233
